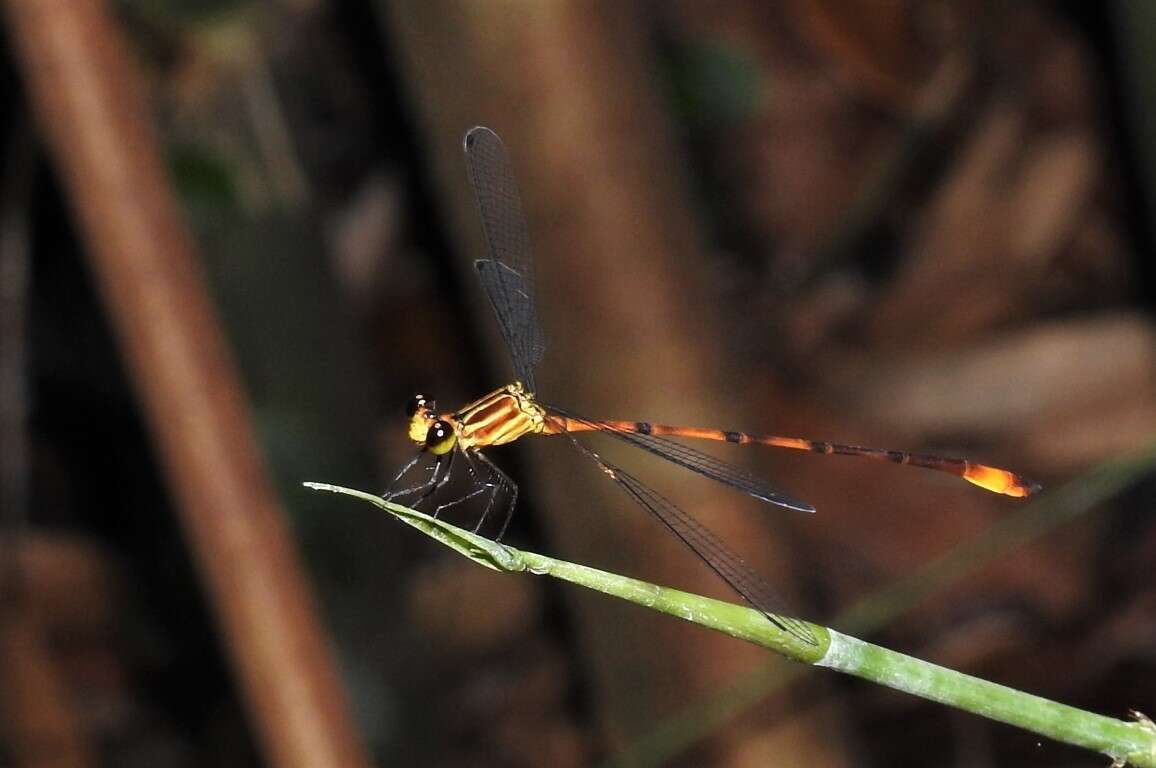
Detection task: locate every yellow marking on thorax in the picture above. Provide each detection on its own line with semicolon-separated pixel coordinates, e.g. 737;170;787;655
452;382;548;450
407;411;436;443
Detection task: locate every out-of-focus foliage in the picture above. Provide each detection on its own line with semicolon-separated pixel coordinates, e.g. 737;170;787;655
664;42;769;128
6;2;1156;767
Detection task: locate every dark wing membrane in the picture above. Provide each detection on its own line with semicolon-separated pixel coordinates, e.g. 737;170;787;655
475;260;544;392
548;406;816;513
463;127;546;392
562;434;818;646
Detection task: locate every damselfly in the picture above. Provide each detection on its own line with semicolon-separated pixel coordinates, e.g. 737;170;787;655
386;127;1039;646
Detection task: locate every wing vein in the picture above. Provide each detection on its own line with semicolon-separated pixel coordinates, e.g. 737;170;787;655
464;127;545;391
561;433;817;646
546;406;815;513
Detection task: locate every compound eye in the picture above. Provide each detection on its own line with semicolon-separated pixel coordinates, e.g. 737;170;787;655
406;394;432;418
425;420;457;456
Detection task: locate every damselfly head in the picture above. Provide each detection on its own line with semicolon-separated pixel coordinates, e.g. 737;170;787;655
406;394;435;417
425;420;457;455
406;394;438;444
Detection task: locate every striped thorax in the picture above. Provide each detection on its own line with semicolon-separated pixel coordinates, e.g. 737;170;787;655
453;381;547;450
406;382;548;455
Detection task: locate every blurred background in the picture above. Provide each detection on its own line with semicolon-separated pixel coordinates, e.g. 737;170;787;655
2;1;1155;766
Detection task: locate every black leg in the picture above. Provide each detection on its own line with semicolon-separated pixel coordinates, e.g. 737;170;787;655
386;454;443;504
493;478;518;542
382;451;424;498
435;450;493;518
462;449;482;483
434;483;489;519
416;449;456;506
473;452;518;539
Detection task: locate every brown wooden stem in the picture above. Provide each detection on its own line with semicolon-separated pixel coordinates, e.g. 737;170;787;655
2;1;370;766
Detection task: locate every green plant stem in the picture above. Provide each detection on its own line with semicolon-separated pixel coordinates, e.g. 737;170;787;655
819;632;1154;766
608;436;1156;767
520;551;829;664
523;548;1155;767
306;482;1156;767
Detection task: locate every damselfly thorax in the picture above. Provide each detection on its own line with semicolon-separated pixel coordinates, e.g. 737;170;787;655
407;382;553;453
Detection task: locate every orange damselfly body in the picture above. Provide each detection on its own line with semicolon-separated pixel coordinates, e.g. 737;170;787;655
385;126;1040;647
